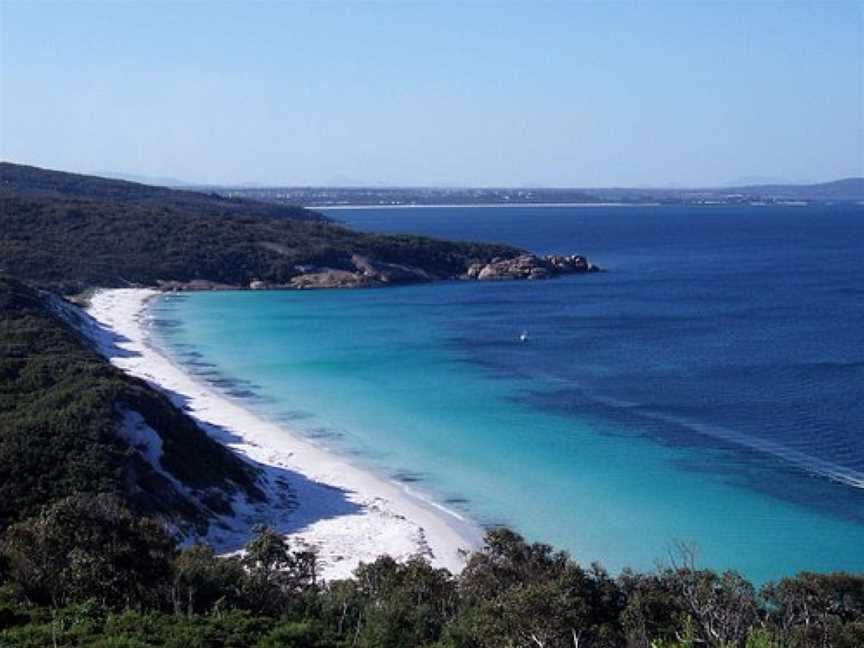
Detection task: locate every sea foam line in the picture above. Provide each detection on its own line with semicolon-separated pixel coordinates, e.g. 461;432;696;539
596;393;864;490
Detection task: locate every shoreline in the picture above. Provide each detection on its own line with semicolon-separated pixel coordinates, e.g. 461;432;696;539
84;288;484;580
317;201;659;210
313;201;811;210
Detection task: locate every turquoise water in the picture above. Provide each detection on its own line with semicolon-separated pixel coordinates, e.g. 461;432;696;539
151;205;864;583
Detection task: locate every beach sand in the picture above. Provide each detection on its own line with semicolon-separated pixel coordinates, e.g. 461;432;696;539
82;288;482;580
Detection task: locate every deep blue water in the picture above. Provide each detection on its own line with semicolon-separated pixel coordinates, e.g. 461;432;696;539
152;204;864;582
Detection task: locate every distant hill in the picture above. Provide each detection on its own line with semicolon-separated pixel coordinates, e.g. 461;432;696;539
724;178;864;201
0;162;327;221
94;170;201;188
0;163;522;294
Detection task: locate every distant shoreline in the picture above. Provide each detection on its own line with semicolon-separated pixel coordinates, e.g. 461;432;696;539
313;201;814;210
317;202;660;210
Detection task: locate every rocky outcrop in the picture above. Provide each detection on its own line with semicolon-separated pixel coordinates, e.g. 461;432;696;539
290;269;374;290
163;253;599;292
281;255;436;290
350;255;434;283
544;254;598;273
157;279;240;292
465;254;598;281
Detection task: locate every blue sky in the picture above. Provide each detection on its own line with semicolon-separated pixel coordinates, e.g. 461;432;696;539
1;1;861;187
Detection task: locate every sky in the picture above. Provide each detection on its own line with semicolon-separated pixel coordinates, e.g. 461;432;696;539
1;1;862;187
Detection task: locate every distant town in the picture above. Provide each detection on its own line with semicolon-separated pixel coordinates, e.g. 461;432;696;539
209;178;863;208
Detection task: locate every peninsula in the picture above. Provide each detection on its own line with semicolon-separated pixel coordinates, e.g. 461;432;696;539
0;163;597;295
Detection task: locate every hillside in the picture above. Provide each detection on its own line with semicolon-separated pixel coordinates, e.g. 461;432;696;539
0;276;264;535
0;163;525;294
0;162;326;221
725;177;864;201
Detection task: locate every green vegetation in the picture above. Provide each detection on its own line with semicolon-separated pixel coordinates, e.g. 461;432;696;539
0;163;521;294
0;276;262;533
0;521;861;648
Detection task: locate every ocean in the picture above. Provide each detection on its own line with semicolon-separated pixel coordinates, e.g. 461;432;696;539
150;204;864;583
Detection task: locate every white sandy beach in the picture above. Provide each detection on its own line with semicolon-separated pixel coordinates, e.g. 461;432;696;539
82;288;483;580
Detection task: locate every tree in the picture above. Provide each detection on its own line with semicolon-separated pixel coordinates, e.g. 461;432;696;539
762;572;864;648
350;555;458;647
618;570;684;648
1;494;175;609
455;529;624;648
658;543;760;648
240;526;318;615
171;544;246;617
